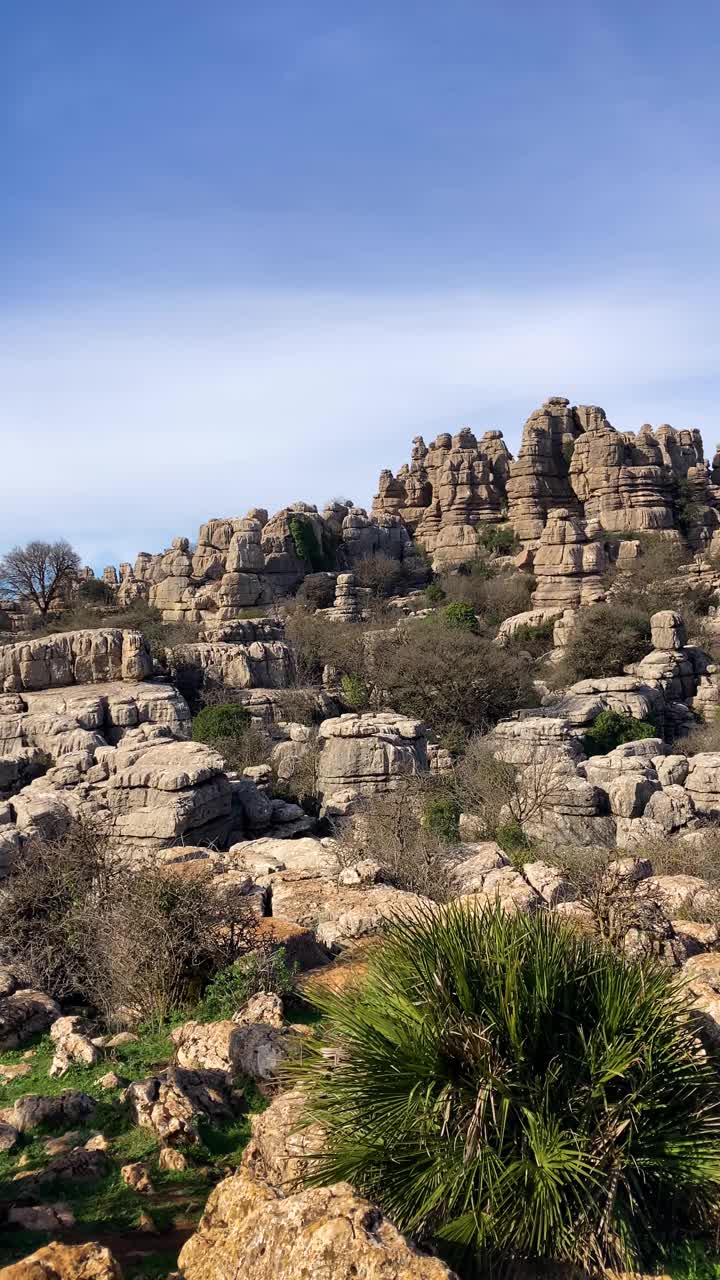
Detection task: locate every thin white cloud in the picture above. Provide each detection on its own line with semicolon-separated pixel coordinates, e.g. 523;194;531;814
2;278;720;570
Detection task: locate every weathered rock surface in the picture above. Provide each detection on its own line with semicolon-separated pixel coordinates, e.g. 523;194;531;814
178;1165;457;1280
530;509;606;610
0;630;152;692
126;1066;238;1146
49;1016;100;1077
171;1016;288;1083
0;1091;95;1137
0;989;61;1050
241;1087;324;1191
317;712;428;814
0;1243;122;1280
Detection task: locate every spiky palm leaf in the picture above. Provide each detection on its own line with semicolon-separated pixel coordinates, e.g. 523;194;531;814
293;904;720;1271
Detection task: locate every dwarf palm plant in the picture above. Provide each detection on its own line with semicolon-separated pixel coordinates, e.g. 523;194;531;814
295;905;720;1272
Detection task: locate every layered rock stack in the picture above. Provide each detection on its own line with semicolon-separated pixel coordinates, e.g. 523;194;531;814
114;506;414;624
505;397;582;543
372;428;513;567
531;509;607;610
373;397;720;567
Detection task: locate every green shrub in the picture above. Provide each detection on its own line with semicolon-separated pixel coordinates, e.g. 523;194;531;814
442;602;478;632
340;672;370;710
554;602;652;683
297;904;720;1272
425;582;446;605
584;708;657;757
422;795;460;844
197;948;295;1020
370;620;537;738
191;703;251;744
495;818;531;856
289;515;327;571
477;523;519;556
78;576;115;604
504;619;556;658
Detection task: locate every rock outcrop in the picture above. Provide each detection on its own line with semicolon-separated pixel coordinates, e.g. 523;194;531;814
0;1243;122;1280
317;712;429;815
530;509;606;610
373;397;720;562
0;630;152;692
178;1165;457;1280
115;503;414;624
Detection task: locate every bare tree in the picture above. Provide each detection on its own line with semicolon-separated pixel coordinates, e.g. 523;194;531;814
0;540;81;615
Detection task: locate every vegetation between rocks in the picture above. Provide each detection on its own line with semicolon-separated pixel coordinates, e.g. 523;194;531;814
297;903;720;1275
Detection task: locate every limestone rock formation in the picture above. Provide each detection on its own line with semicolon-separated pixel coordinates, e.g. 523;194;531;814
530;509;606;610
0;1243;122;1280
505;398;581;543
178;1165;457;1280
373;397;720;560
317;712;429;815
372;428;513;567
0;630;152;692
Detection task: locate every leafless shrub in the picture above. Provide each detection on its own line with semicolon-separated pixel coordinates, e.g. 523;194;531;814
335;783;454;901
272;733;322;811
353;552;405;599
214;726;274;773
681;713;720;757
0;820;117;998
0;818;260;1026
553;848;680;953
275;686;324;726
367;620;538;739
439;564;533;624
634;832;720;887
83;866;259;1028
443;738;567;837
284;606;367;686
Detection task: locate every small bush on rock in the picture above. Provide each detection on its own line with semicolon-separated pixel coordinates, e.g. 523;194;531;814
553;602;652;683
191;703;251;744
441;601;478;632
340;672;370;711
297;904;720;1272
197;947;295;1020
422;795;460;843
425;582;446;605
289;515;327;572
584;709;657;757
477;523;519;556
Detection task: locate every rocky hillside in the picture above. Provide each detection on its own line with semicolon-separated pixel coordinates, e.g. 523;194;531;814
6;397;720;1278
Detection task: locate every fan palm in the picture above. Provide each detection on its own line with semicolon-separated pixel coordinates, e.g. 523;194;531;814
294;904;720;1271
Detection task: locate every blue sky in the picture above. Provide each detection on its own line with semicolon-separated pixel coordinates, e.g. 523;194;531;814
3;1;720;570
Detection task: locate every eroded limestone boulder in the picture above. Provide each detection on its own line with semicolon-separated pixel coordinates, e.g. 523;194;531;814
178;1165;458;1280
0;630;152;693
0;1243;122;1280
317;712;428;815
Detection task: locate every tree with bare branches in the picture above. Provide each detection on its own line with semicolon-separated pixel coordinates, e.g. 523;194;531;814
0;539;81;615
